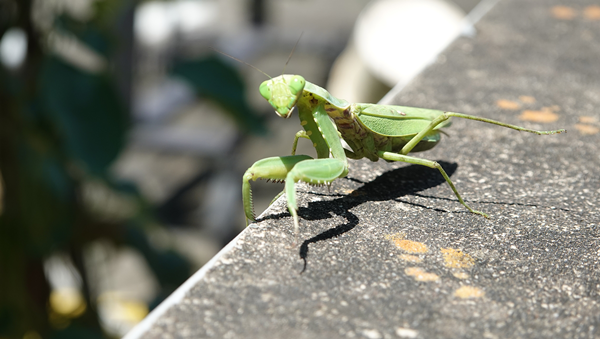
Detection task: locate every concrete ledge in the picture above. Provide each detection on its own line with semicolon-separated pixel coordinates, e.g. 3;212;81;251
125;0;600;337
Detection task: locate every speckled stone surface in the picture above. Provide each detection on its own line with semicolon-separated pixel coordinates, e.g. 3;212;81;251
127;0;600;338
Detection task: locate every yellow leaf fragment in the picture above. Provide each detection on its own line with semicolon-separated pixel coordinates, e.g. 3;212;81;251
496;99;520;110
441;248;475;269
399;254;423;263
519;110;560;123
395;240;428;254
518;95;536;104
454;286;485;299
386;233;428;253
584;5;600;20
551;6;577;20
49;288;87;318
575;124;600;135
405;267;439;282
453;271;470;280
384;232;405;241
578;116;597;124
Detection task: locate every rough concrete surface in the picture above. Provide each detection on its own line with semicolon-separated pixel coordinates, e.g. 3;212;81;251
126;0;600;338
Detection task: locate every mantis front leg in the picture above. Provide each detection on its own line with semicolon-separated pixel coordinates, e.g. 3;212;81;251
243;155;347;242
283;158;347;242
243;155;312;222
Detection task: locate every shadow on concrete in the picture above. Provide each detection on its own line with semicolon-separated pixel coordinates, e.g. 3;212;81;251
259;159;570;273
260;161;461;272
299;161;460;273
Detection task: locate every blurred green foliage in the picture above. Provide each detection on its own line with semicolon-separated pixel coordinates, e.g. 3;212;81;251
172;56;268;136
40;55;128;175
0;0;264;338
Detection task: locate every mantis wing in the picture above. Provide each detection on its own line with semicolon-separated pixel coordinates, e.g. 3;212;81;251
355;104;452;137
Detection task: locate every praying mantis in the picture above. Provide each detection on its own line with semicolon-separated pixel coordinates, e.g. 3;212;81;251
242;74;565;239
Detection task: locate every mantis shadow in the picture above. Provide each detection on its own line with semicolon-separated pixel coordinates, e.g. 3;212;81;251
259;161;459;272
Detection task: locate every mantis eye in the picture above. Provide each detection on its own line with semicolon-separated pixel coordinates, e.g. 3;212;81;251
259;81;271;100
288;76;305;95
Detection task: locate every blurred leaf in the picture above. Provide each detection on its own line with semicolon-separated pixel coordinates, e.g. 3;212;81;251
39;56;128;175
26;153;75;253
1;1;202;337
171;56;268;136
54;14;110;58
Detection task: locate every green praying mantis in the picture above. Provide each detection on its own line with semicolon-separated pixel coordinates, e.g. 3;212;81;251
243;74;565;240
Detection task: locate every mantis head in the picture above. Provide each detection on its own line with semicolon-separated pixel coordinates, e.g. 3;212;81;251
259;75;306;118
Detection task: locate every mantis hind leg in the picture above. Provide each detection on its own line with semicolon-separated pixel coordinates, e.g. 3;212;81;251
378;151;489;218
401;112;565;155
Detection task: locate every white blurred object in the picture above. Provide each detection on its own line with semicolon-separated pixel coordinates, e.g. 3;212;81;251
0;28;27;69
135;2;172;46
356;0;465;87
176;0;218;35
328;0;466;104
44;254;83;291
135;0;219;47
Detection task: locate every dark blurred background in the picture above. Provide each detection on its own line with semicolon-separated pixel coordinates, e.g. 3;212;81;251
0;0;481;337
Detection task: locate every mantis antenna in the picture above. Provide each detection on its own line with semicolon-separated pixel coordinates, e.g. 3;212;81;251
282;31;304;76
210;47;272;79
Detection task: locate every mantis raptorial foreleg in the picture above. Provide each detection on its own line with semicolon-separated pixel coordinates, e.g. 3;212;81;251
284;158;347;241
243;155;312;221
244;155;346;242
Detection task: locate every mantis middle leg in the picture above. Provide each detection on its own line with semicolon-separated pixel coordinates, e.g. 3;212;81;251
266;131;312;206
291;130;310;155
